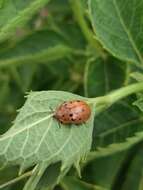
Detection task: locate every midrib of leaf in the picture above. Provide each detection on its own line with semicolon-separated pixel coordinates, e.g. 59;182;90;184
0;0;51;42
113;0;143;64
98;116;143;138
0;114;53;141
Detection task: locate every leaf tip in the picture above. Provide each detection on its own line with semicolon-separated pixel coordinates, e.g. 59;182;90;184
74;158;81;178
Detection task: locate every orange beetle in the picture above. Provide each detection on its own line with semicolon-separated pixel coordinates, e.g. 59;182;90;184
54;100;91;124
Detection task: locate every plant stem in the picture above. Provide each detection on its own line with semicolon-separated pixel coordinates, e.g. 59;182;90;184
107;82;143;105
0;171;32;189
70;0;106;59
89;82;143;107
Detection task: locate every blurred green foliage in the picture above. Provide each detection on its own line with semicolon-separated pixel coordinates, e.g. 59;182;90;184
0;0;143;190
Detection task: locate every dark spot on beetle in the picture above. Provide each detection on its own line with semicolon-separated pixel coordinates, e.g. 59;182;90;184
77;100;80;102
69;113;73;117
79;118;81;120
62;114;65;117
82;109;85;112
71;118;75;121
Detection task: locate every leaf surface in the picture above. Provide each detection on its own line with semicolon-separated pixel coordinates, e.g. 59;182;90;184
0;91;94;189
121;144;143;190
87;98;143;159
61;176;108;190
83;152;127;190
84;57;126;97
89;0;143;64
84;55;143;159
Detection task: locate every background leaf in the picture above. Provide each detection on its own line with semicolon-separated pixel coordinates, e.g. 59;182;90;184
84;57;126;97
0;0;51;42
0;0;143;189
121;143;143;190
89;0;143;65
83;152;127;190
0;29;72;68
61;176;107;190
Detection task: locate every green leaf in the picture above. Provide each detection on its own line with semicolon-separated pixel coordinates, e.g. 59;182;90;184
121;144;143;190
11;64;37;92
87;98;143;160
0;73;10;107
36;162;61;189
83;54;143;159
130;72;143;82
0;0;51;42
83;152;127;190
0;166;18;184
0;29;72;68
134;96;143;112
0;91;94;190
47;0;70;17
61;176;108;190
59;22;86;50
131;72;143;112
84;57;126;97
89;0;143;65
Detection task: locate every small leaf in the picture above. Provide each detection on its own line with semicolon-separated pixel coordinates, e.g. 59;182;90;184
0;91;94;189
89;0;143;65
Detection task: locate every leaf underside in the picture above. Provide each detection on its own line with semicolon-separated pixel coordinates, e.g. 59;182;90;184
0;91;94;189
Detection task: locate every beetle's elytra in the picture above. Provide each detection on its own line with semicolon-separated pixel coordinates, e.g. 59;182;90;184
54;100;91;125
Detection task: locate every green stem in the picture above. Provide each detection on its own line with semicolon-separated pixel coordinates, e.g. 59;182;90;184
0;171;32;189
107;82;143;105
89;82;143;107
70;0;106;59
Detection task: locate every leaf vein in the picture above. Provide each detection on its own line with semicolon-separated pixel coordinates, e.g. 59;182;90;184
113;0;143;64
